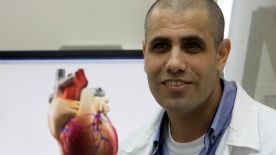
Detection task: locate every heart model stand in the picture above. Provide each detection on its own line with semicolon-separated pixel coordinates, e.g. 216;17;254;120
52;69;118;155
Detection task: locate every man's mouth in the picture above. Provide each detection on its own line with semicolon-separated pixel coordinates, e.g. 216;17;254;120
161;80;193;93
162;80;192;86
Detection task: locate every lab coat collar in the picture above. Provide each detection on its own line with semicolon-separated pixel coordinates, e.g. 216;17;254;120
120;107;164;153
227;83;260;151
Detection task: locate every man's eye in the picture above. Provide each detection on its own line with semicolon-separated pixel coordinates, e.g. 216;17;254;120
184;42;203;53
151;43;169;52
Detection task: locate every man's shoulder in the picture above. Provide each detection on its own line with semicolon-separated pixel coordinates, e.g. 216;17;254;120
234;82;276;129
253;100;276;136
235;82;276;119
230;101;276;155
229;82;276;154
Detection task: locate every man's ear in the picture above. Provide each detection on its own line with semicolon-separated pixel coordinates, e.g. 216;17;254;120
142;40;147;72
217;39;231;73
142;40;146;56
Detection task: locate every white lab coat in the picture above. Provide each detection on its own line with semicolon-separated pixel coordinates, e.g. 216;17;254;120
118;83;276;155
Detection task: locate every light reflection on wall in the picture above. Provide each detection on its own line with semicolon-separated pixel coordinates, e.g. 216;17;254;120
242;6;276;109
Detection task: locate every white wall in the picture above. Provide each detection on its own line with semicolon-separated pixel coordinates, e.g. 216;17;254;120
0;0;155;50
226;0;276;108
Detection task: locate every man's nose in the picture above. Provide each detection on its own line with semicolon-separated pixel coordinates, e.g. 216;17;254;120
165;49;187;74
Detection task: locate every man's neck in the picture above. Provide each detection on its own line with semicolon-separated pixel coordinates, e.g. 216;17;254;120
166;83;222;143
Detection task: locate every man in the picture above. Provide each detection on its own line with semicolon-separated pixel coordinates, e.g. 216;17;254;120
118;0;276;154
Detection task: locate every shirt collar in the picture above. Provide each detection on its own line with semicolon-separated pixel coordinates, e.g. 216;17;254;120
208;79;237;142
153;110;167;153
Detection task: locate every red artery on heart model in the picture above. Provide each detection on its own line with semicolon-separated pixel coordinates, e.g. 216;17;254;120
61;69;88;101
56;69;118;155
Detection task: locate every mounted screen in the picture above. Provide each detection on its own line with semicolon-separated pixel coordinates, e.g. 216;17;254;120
0;50;160;155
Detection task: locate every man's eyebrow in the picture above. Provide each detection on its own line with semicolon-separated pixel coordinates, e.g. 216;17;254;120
148;36;170;45
181;35;206;46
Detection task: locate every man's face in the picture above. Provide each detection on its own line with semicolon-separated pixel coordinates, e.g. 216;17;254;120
143;7;227;114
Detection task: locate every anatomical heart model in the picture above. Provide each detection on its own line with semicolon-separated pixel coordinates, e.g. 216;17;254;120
48;69;118;155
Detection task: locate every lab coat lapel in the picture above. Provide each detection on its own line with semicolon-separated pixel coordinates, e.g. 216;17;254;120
225;83;261;153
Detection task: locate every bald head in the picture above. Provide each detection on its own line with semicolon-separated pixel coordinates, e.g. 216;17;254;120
144;0;225;48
